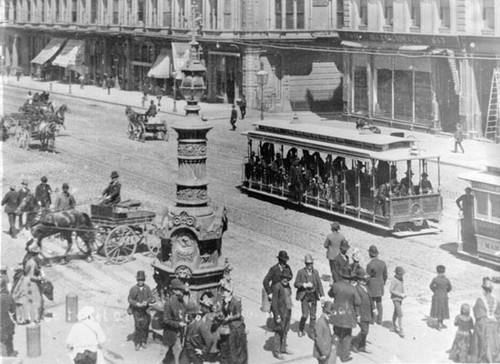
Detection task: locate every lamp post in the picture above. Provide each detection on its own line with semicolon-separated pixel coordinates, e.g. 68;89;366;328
256;70;268;120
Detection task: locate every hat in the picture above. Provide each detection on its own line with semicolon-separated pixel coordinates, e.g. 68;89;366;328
136;270;146;280
395;266;405;275
200;292;214;307
78;306;95;321
21;179;28;186
436;265;445;274
41;176;48;182
186;302;202;315
323;301;334;314
110;171;119;179
331;221;340;231
62;183;69;190
277;250;289;262
171;278;186;291
368;245;379;257
354;268;369;281
405;171;414;176
304;254;314;264
280;269;293;280
482;277;493;290
10;186;15;190
421;172;429;178
340;266;352;279
340;240;350;250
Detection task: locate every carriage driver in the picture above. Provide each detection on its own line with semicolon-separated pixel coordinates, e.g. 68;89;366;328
145;100;157;121
101;171;121;206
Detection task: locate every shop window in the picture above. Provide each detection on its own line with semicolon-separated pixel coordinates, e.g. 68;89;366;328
410;0;420;27
476;191;488;219
223;0;231;29
376;68;392;118
483;0;494;30
414;72;433;123
491;194;500;222
439;0;450;28
354;66;368;112
394;70;413;121
359;0;367;27
384;0;393;27
337;0;344;27
163;0;171;27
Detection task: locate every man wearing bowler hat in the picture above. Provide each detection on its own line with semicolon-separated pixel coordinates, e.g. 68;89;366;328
313;301;336;364
184;302;211;364
128;270;154;351
17;180;30;230
2;186;19;239
101;171;121;206
263;250;293;303
324;221;348;281
366;245;387;325
163;278;188;364
400;170;414;196
294;254;324;338
271;269;294;360
351;268;375;354
419;172;433;195
35;176;52;209
53;183;76;211
331;240;351;283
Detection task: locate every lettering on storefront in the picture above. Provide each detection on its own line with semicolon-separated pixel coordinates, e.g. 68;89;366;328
472;182;500;194
476;219;500;239
337;31;461;47
477;236;500;262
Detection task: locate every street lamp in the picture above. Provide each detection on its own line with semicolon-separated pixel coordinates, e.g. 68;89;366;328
256;70;268;120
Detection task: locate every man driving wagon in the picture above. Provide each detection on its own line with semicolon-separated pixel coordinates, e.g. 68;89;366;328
101;171;121;206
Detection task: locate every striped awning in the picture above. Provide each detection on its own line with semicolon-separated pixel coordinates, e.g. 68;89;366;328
31;38;65;65
52;39;85;68
147;48;171;78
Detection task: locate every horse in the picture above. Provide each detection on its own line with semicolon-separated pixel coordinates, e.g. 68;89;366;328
125;106;146;140
38;120;60;151
16;193;95;264
45;104;68;128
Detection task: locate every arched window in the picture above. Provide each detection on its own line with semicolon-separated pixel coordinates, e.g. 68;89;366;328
359;0;367;27
384;0;393;27
483;0;494;30
439;0;450;28
337;0;344;27
411;0;420;27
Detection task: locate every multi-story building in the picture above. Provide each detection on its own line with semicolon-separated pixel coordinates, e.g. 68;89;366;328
1;1;499;137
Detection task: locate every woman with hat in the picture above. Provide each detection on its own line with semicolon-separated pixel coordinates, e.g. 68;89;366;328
12;239;44;324
128;270;154;351
66;306;106;364
470;277;500;362
101;171;121;206
429;265;452;330
53;183;76;211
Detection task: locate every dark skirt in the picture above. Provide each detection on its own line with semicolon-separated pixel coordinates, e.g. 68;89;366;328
471;317;500;363
430;293;449;320
219;323;248;364
449;331;471;362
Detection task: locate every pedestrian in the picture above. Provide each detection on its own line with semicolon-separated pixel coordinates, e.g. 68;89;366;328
470;277;500;362
184;302;211;364
294;254;324;339
53;183;76;211
0;274;16;357
17;179;30;231
328;266;360;363
366;245;387;325
162;278;188;364
390;266;406;338
102;73;107;89
2;185;19;239
128;270;154;351
35;176;52;209
324;221;348;281
454;123;465;153
79;74;84;89
262;250;293;312
101;171;121;206
313;301;335;364
12;239;44;324
349;248;361;276
429;264;452;330
230;104;238;131
449;303;474;363
156;93;163;107
16;69;21;81
66;306;106;364
198;292;219;355
218;281;248;364
219;262;234;295
271;269;294;360
456;187;476;251
239;95;246;120
107;76;113;95
351;268;374;354
26;91;33;105
419;172;433;194
331;240;350;283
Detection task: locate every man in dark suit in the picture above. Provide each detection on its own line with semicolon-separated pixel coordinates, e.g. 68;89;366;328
331;240;350;283
229;105;238;131
366;245;387;325
351;268;375;354
313;301;335;364
328;266;360;363
184;302;211;364
263;250;293;310
324;221;348;280
17;180;30;230
2;186;19;239
128;270;155;351
294;254;324;338
163;278;188;364
271;270;294;360
34;176;52;209
101;171;121;206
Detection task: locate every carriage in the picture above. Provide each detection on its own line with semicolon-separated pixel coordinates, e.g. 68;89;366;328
125;106;169;142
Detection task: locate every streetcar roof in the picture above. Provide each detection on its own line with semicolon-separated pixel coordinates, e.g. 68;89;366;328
243;120;440;162
459;164;500;187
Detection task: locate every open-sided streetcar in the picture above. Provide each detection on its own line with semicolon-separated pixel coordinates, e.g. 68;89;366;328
241;118;442;236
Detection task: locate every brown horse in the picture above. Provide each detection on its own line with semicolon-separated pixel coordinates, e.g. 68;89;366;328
16;193;95;264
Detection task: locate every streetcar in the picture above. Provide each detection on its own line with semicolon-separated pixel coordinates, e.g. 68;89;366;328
241;117;442;236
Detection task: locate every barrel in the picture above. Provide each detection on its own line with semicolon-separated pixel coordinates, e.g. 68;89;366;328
26;323;41;357
66;293;78;323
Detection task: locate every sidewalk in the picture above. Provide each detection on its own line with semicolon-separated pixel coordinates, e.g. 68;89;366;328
3;76;499;172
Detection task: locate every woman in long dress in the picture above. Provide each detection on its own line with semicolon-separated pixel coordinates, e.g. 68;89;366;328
429;264;452;330
471;277;500;363
12;240;43;324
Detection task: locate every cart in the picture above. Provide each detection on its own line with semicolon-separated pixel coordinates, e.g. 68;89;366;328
90;200;162;264
127;117;169;142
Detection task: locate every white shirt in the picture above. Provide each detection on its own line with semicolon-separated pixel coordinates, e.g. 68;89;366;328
66;319;106;362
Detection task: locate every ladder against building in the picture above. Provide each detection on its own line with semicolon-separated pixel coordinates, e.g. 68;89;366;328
485;68;500;142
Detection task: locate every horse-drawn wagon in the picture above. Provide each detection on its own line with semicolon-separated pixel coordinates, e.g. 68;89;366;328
125;106;169;142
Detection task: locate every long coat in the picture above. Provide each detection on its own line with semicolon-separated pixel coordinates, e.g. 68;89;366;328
294;267;324;301
331;254;350;283
356;284;374;323
163;296;186;346
35;183;52;207
366;258;388;298
271;282;292;323
102;181;121;205
12;254;43;323
324;231;347;260
263;263;293;296
429;275;452;320
313;314;333;360
329;280;360;329
471;294;500;363
2;190;19;213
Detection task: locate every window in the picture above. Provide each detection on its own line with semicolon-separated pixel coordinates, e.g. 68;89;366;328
385;0;393;26
275;0;282;28
276;0;306;29
72;0;77;22
297;0;304;29
439;0;450;28
55;0;60;21
4;0;10;20
90;0;97;23
137;0;144;22
394;70;413;121
337;0;344;27
411;0;420;26
163;0;171;27
359;0;367;26
476;191;488;218
113;0;119;24
208;0;218;29
483;0;494;30
223;0;231;29
491;194;500;221
354;66;368;112
376;68;392;118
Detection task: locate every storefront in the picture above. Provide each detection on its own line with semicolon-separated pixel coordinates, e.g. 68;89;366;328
206;50;242;104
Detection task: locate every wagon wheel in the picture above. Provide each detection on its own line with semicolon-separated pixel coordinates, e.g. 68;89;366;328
144;223;161;256
104;225;139;264
127;122;135;139
76;227;105;256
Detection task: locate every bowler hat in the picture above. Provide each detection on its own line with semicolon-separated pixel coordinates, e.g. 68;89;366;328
110;171;119;178
186;302;202;315
62;183;69;190
340;240;350;250
421;172;429;178
280;269;293;280
323;301;334;314
136;270;146;280
171;278;186;291
405;170;413;176
41;176;48;182
482;277;493;290
436;265;445;274
277;250;289;262
21;179;28;186
304;254;314;264
395;266;405;275
368;245;379;257
331;221;340;231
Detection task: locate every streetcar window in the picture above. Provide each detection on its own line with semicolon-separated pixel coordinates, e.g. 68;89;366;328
475;191;488;219
491;194;500;222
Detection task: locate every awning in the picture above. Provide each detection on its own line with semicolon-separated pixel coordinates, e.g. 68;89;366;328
31;38;65;65
52;39;85;68
172;42;191;79
147;48;171;78
342;40;430;52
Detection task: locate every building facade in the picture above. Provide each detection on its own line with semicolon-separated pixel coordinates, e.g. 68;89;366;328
1;0;499;137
